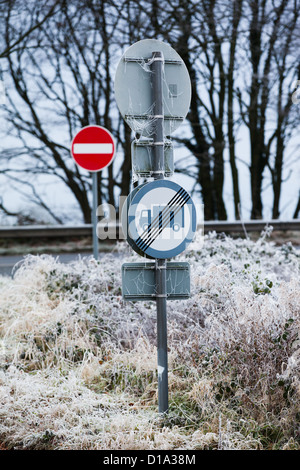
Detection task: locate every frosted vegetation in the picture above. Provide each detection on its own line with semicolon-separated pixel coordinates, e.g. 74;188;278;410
0;230;299;450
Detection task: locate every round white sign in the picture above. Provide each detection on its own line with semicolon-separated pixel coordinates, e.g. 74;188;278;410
114;39;191;137
126;180;197;259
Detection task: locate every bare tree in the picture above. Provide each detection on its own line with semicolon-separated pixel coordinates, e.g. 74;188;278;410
268;5;299;219
238;0;300;219
142;0;225;220
1;0;127;222
0;0;59;59
227;0;243;219
294;191;300;219
1;0;299;224
152;0;243;220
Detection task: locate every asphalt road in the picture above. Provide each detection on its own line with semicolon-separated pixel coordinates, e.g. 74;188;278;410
0;253;97;277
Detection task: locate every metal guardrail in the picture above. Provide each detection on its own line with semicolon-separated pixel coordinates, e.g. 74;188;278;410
0;224;94;238
0;220;299;239
203;220;300;233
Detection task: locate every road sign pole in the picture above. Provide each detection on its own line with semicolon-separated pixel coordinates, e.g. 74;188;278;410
92;171;99;260
151;51;168;414
151;51;164;180
156;258;168;413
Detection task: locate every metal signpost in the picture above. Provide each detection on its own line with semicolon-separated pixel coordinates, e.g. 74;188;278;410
70;125;116;260
115;39;196;413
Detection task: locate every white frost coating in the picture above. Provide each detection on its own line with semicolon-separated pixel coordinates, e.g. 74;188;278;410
131;137;174;177
125;99;158;137
114;39;191;138
0;230;300;450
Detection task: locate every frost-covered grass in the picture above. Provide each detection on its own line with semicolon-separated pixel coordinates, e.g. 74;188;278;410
0;231;299;450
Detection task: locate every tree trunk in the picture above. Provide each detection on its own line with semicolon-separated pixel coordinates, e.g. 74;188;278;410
175;27;216;220
119;122;132;201
212;135;227;220
293;192;300;219
188;64;216;220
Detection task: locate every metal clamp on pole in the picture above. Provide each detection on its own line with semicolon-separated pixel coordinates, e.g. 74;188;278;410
150;57;164;62
151;171;165;178
155;264;167;270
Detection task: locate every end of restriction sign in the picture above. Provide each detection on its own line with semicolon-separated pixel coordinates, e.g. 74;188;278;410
124;180;197;259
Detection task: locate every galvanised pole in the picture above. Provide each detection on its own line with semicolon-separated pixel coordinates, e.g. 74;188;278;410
92;171;99;260
151;51;168;414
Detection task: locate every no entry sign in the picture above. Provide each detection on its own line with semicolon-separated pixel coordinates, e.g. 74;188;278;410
126;180;196;259
71;125;115;172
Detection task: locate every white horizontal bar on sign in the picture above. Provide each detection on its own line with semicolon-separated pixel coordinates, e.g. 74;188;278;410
73;143;113;154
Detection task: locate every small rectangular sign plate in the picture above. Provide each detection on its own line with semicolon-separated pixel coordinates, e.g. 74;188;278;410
131;139;174;177
122;262;190;301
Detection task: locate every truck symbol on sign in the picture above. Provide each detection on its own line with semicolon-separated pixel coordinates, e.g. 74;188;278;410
140;205;184;233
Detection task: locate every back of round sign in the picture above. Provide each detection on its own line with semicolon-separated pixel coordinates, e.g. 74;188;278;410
114;39;191;138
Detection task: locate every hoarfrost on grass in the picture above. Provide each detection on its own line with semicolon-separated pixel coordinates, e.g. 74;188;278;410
0;232;299;450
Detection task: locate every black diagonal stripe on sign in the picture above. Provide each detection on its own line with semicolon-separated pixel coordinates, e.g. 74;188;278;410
136;187;185;245
135;188;185;247
136;189;188;250
141;193;190;251
138;192;190;251
137;189;190;251
138;190;190;252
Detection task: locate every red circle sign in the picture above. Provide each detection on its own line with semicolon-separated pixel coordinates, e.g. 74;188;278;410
71;125;115;172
